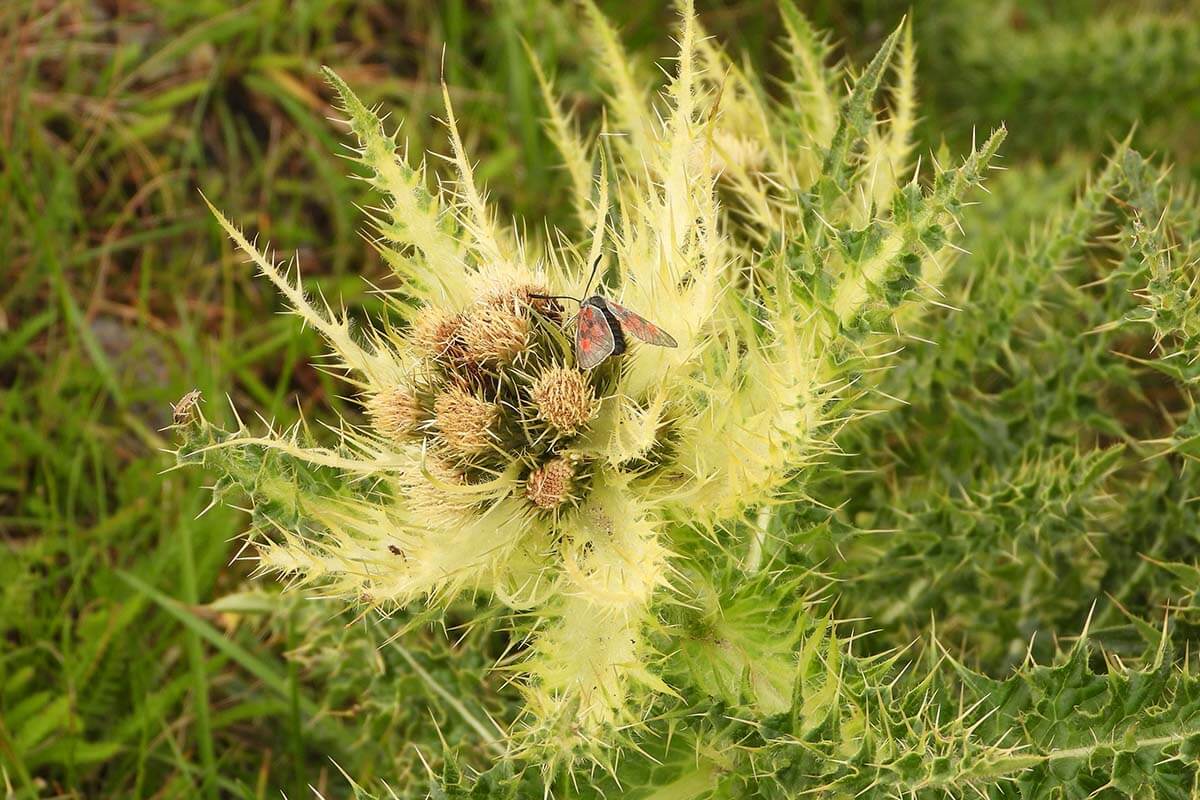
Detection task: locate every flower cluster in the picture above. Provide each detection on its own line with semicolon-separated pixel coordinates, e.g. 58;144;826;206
367;282;598;517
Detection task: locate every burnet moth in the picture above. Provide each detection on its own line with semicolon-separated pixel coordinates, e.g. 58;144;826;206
532;256;678;369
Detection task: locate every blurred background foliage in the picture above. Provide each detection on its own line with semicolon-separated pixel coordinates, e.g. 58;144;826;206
2;0;1199;796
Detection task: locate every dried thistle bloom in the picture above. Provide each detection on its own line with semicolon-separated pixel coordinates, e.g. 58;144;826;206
364;386;421;442
531;367;595;434
434;385;496;454
460;289;530;365
526;457;575;510
410;306;463;362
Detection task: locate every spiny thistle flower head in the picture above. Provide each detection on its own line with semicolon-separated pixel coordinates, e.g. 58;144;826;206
531;367;595;434
364;386;421;443
181;0;1005;775
432;384;497;454
410;305;464;363
526;456;576;510
459;285;533;365
398;452;471;521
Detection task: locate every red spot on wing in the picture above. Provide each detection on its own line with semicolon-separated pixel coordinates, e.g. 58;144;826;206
603;299;678;348
575;303;616;369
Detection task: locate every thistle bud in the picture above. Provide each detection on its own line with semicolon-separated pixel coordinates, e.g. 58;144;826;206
514;283;563;323
531;367;596;435
434;385;497;454
411;307;464;363
460;290;530;365
526;456;575;510
364;386;421;442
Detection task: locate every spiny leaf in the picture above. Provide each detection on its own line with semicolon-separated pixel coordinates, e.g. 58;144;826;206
820;19;905;191
321;67;468;300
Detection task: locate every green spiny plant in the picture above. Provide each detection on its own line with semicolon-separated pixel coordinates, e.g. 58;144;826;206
172;1;1200;796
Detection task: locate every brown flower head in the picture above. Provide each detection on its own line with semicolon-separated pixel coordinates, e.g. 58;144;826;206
459;289;531;365
411;307;464;363
513;283;564;323
365;386;421;442
531;367;596;435
526;456;575;510
434;385;497;454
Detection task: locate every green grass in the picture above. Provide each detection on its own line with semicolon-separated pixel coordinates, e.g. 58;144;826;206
2;1;1198;796
0;2;516;794
0;2;652;793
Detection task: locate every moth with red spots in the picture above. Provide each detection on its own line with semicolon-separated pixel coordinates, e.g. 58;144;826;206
574;294;678;369
533;256;678;370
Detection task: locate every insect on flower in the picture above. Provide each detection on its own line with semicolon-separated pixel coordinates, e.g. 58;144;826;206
532;256;678;370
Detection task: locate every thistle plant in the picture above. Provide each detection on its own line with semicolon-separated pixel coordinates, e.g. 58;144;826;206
175;1;1200;796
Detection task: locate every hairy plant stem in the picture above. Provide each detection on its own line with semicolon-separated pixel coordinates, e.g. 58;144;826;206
742;505;773;573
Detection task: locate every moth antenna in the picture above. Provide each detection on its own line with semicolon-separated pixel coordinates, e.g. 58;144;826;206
528;253;604;307
582;253;602;297
529;293;583;305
